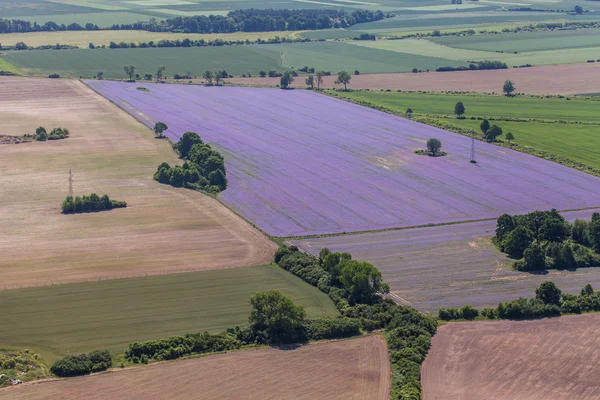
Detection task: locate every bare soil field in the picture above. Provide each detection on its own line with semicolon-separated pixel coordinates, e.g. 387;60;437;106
422;314;600;400
0;336;390;400
226;63;600;95
0;77;276;289
294;208;600;313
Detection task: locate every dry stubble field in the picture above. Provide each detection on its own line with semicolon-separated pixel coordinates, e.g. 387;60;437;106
422;314;600;400
0;336;390;400
226;63;600;95
0;77;276;288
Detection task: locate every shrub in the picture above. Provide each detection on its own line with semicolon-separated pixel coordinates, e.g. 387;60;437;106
50;350;112;377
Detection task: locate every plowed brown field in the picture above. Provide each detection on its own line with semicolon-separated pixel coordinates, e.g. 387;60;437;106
422;314;600;400
225;63;600;95
0;336;390;400
0;77;276;288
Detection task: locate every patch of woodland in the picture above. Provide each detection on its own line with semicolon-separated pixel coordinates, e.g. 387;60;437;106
50;350;112;378
61;193;127;214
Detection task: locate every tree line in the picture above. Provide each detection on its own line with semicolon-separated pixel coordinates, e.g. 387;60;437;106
61;193;127;214
436;60;508;72
0;9;386;34
50;350;111;377
153;130;227;193
439;281;600;320
495;209;600;271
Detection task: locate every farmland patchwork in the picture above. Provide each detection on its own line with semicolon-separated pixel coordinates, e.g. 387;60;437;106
86;81;600;237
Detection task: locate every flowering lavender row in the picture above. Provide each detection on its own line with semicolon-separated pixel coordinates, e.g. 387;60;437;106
85;80;600;237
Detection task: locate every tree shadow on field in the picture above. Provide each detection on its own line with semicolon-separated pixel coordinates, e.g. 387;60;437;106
274;343;304;351
527;269;549;276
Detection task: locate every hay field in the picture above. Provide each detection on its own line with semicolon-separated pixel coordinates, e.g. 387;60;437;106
0;29;302;48
0;265;338;362
294;209;600;313
225;62;600;94
0;336;390;400
422;314;600;400
0;77;276;288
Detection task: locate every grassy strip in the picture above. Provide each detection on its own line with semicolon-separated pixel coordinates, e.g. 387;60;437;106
0;57;21;75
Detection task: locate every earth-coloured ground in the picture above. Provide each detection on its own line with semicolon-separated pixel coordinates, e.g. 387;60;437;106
0;77;276;289
0;336;390;400
422;314;600;400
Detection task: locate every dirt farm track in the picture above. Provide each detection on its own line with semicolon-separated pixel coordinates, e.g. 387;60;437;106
226;63;600;95
423;314;600;400
0;336;390;400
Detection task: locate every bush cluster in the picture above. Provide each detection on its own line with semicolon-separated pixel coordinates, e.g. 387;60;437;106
445;282;600;321
154;132;227;194
495;210;600;271
31;127;69;141
61;193;127;214
50;350;112;377
275;246;436;399
436;60;507;72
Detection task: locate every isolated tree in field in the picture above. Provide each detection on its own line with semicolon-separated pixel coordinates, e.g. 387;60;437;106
316;71;324;90
249;290;306;344
480;119;490;134
503;80;515;96
339;260;389;305
305;74;315;89
280;71;294;89
214;71;223;85
153;121;168;138
454;101;465;118
505;131;514;144
97;71;103;80
426;137;442;155
536;281;562;305
176;131;203;158
484;124;502;142
156;65;166;82
575;5;583;14
123;65;136;81
203;70;213;85
335;71;351;90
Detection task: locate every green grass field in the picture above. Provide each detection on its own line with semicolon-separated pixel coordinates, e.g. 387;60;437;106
3;46;284;78
332;90;600;169
0;265;338;363
0;58;21;75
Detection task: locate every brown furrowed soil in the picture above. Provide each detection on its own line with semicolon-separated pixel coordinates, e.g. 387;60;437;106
0;336;390;400
0;77;276;289
225;63;600;95
422;314;600;400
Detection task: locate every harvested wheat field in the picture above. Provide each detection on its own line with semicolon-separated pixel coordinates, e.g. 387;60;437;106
422;314;600;400
226;63;600;95
0;77;276;289
0;336;390;400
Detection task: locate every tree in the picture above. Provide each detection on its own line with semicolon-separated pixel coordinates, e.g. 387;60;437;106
484;124;502;142
153;121;168;138
503;80;515;96
123;65;136;81
426;137;442;155
503;225;534;258
539;217;570;242
214;71;222;86
505;131;514;144
460;305;478;320
480;119;490;134
305;74;315;89
280;71;294;89
572;219;590;246
454;101;465;118
581;283;594;296
202;70;213;85
177;131;203;159
249;290;306;344
97;71;103;80
316;71;324;90
523;241;546;270
536;281;562;305
156;65;166;82
339;260;389;305
589;213;600;251
575;5;583;14
259;70;267;78
335;71;351;90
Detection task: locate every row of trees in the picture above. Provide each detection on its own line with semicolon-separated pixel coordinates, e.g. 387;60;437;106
0;19;99;33
154;131;227;193
50;350;111;377
451;102;514;143
282;70;351;90
440;281;600;320
436;60;508;72
61;193;127;214
495;210;600;271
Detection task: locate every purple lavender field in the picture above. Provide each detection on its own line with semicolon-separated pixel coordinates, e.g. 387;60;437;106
86;80;600;237
293;209;600;313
